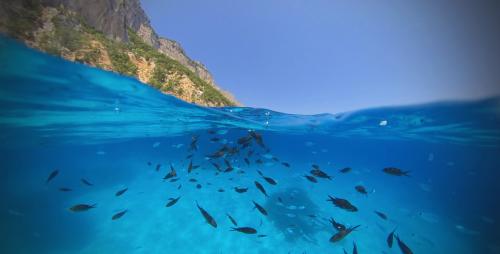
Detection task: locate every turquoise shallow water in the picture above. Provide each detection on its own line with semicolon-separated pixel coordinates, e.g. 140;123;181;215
1;36;500;254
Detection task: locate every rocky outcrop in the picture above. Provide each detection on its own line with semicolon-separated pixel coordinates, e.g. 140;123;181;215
158;38;214;84
0;0;239;106
39;0;152;43
41;0;235;103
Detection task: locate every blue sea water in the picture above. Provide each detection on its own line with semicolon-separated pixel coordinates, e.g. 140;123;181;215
1;36;500;254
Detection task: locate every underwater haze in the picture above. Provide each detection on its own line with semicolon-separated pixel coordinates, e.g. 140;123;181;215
1;36;500;254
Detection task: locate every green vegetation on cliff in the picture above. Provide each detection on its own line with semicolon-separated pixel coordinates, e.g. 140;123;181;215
125;30;234;105
3;0;41;40
0;1;236;107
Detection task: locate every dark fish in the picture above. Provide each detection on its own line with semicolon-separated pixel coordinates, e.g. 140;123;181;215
155;164;161;171
304;175;317;183
228;145;239;154
312;164;320;170
231;227;257;234
311;169;332;180
257;234;267;238
329;225;360;242
353;242;358;254
69;203;96;212
187;160;200;173
340;167;351;173
329;217;346;231
224;159;233;169
252;200;268;216
196;184;202;189
177;184;182;190
186;154;193;159
254;181;269;197
234;144;244;152
163;164;177;180
327;195;358;212
234;187;248;193
255;159;263;164
81;178;93;186
189;135;199;151
46;170;59;184
166;196;181;207
147;161;152;166
58;187;72;192
281;162;290;167
229;146;239;155
112;210;127;220
226;213;238;226
272;156;279;162
189;178;197;182
115;188;128;196
277;197;283;203
247;150;254;157
396;236;413;254
218;188;225;192
169;178;180;182
211;162;222;171
355;185;368;195
196;201;217;228
244;158;250;166
242;142;250;149
210;137;220;142
383;167;410;176
238;135;252;145
343;248;348;254
208;129;216;134
263;176;277;185
387;228;396;248
257;170;277;185
374;211;388;220
249;131;265;147
209;150;225;159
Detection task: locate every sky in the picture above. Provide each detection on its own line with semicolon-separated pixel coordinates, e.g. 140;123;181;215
141;0;500;114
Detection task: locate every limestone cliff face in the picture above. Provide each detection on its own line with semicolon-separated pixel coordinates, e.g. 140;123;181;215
0;0;239;107
39;0;151;42
158;38;213;85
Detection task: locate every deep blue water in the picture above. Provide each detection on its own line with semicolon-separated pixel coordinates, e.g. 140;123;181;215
1;36;500;254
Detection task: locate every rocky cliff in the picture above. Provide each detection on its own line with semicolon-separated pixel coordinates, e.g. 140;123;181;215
0;0;239;107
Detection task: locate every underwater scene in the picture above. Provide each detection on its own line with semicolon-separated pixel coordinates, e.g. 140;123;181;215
1;36;500;254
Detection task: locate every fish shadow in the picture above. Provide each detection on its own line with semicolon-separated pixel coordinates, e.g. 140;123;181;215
265;187;328;244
